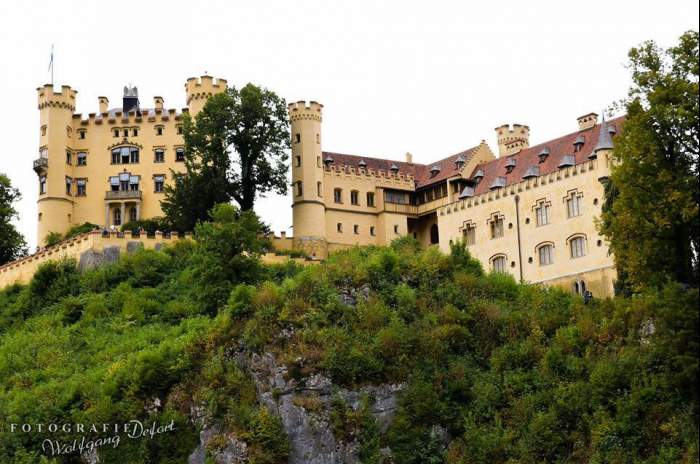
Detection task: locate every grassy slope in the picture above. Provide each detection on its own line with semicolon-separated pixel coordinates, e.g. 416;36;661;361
0;238;697;463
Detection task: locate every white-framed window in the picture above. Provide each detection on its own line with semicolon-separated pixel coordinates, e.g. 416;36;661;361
76;152;87;166
538;243;554;266
39;175;47;194
535;201;550;226
175;148;185;162
65;176;72;195
566;192;583;218
570;236;586;258
154;175;165;193
491;255;507;273
154;149;165;163
76;179;87;196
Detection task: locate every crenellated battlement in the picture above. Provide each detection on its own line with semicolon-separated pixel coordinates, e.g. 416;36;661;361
495;123;530;157
37;84;77;111
325;164;415;188
288;100;323;122
185;75;228;106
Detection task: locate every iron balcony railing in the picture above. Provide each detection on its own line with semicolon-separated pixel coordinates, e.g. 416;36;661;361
33;157;48;173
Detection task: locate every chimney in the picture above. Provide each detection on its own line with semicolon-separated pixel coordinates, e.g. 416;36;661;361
154;96;164;111
122;85;140;113
98;96;109;114
577;112;598;131
405;152;413;164
495;123;530;157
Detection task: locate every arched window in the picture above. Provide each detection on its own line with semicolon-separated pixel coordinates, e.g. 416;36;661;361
113;208;122;226
111;146;139;164
430;223;439;244
569;235;587;258
490;254;507;273
536;242;554;266
129;207;137;222
317;181;322;197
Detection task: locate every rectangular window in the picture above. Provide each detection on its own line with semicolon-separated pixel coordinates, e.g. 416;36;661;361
370;226;376;236
490;217;504;239
539;245;553;265
177;125;183;135
76;179;87;196
350;190;359;205
536;203;550;226
567;194;582;218
39;176;46;194
123;129;129;137
113;129;119;138
129;175;140;191
353;225;359;234
385;190;407;204
337;223;343;233
79;130;86;139
156;126;163;136
295;133;301;143
154;175;165;192
366;192;375;207
296;181;303;196
76;152;87;166
394;224;400;234
317;181;322;197
175;148;185;161
463;225;476;246
110;176;119;191
130;148;139;163
132;128;138;137
65;177;72;195
154;149;165;163
334;188;342;203
66;150;71;165
295;156;301;167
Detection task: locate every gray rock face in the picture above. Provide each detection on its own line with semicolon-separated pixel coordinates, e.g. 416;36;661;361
233;350;404;464
188;425;248;464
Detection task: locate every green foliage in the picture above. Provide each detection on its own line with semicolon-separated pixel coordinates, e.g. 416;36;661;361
42;231;63;247
0;173;27;265
43;222;99;248
120;217;171;234
600;30;699;292
162;83;290;231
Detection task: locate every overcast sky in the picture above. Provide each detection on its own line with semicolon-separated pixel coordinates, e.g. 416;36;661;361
1;0;698;249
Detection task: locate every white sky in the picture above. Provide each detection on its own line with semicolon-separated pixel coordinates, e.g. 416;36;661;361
1;0;698;249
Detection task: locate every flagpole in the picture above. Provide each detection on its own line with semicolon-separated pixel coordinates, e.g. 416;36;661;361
48;44;54;85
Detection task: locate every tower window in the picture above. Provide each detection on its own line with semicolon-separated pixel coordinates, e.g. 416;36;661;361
317;181;322;197
41;125;47;136
394;225;400;234
337;223;343;233
353;225;359;234
294;133;301;143
66;150;72;165
295;156;301;167
350;190;359;205
65;177;72;195
366;192;375;207
316;133;320;143
295;181;303;197
129;207;137;222
334;188;342;203
76;179;87;196
77;152;87;166
175;148;185;162
113;208;122;226
370;226;376;236
154;149;165;163
154;175;165;192
39;176;47;194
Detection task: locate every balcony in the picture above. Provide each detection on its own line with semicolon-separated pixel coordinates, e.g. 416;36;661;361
383;196;450;216
33;157;48;174
105;190;142;201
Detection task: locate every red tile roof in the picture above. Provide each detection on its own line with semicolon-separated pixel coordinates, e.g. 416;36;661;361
322;146;481;190
469;117;623;196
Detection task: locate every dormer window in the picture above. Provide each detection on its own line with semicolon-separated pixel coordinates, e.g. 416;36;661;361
454;154;465;170
429;165;440;177
459;186;475;199
538;147;550;163
505;157;516;173
489;176;507;190
390;163;399;174
324;155;334;166
358;160;367;169
608;125;617;136
522;166;539;179
573;135;585;152
472;168;484;184
558;154;576;168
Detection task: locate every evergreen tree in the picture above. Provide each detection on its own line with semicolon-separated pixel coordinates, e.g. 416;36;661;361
0;173;27;265
600;30;699;291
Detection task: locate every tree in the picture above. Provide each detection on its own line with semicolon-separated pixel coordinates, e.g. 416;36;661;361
599;30;699;292
161;84;290;231
189;203;269;314
0;173;27;265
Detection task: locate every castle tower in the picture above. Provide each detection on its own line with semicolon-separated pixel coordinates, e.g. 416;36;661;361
288;100;327;259
185;75;228;116
36;84;77;245
495;123;530;157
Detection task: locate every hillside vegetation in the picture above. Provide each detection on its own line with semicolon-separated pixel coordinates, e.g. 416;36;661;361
0;206;697;463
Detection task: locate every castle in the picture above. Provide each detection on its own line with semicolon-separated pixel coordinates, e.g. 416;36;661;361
34;75;227;244
288;102;619;297
31;75;618;297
